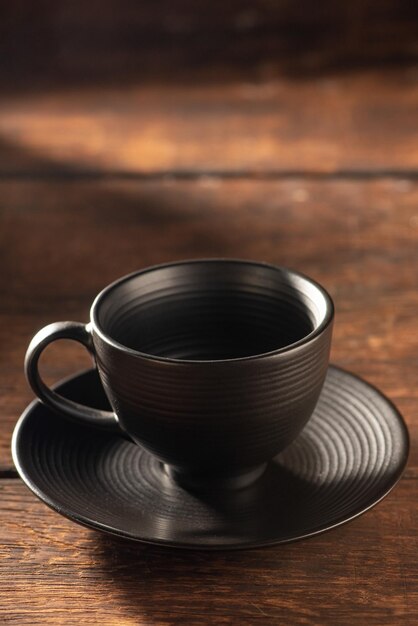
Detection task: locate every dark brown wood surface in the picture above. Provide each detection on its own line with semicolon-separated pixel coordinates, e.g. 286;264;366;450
1;479;417;625
1;3;418;623
1;69;418;174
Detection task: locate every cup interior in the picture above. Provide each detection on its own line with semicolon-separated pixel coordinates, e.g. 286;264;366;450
95;261;330;361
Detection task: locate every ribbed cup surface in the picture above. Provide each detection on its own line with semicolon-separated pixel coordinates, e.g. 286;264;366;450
97;261;326;360
92;261;333;475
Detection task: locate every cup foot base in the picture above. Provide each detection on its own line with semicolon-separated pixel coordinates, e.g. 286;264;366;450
162;463;268;491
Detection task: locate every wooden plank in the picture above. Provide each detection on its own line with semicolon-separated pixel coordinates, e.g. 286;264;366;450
1;1;417;88
1;1;417;173
0;478;417;624
1;178;417;472
1;68;418;174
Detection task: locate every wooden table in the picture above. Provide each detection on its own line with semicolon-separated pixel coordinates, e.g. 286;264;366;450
1;3;418;624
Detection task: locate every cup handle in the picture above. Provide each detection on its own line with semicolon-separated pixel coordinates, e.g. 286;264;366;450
24;321;120;433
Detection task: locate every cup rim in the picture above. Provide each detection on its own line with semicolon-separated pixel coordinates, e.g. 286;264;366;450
90;259;334;364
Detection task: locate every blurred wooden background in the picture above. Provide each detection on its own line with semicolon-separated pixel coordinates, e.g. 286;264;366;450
1;2;418;624
0;0;418;176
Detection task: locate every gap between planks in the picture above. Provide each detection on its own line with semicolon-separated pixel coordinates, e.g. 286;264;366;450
1;169;418;181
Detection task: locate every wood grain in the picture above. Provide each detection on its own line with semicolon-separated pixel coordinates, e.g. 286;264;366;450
1;2;417;174
1;0;417;89
1;68;418;174
1;479;417;625
1;178;417;471
1;10;418;614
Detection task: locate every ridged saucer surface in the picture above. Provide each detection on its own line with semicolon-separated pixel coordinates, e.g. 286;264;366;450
12;366;409;549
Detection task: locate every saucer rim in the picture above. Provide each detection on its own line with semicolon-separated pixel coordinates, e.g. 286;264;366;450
11;365;410;551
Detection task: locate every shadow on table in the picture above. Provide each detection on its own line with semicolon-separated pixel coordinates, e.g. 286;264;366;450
93;532;267;621
1;134;298;305
90;473;305;623
89;456;357;623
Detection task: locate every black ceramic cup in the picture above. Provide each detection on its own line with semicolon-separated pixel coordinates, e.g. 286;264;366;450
25;260;334;490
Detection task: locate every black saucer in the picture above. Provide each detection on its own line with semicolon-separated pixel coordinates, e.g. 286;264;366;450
12;366;409;550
